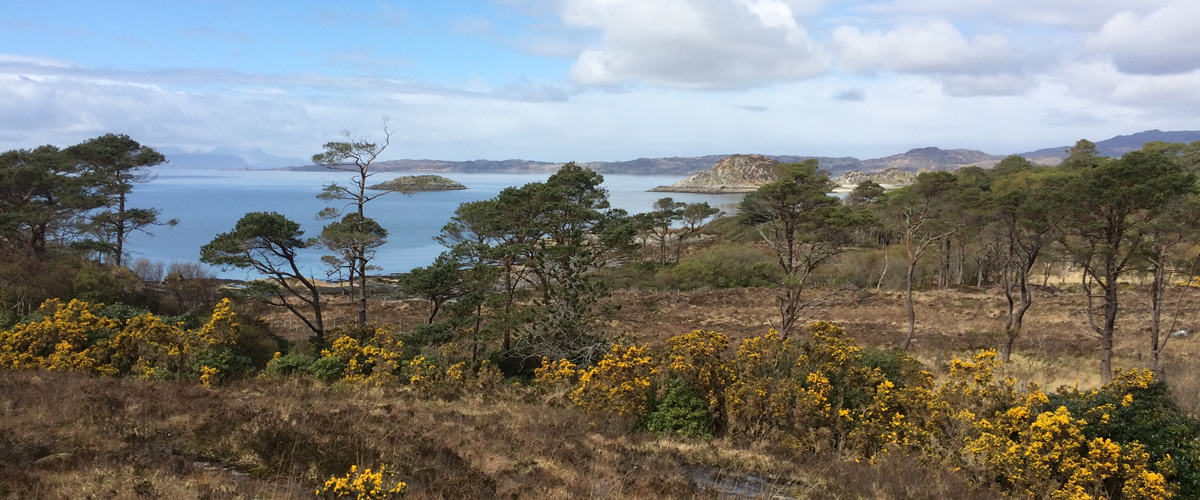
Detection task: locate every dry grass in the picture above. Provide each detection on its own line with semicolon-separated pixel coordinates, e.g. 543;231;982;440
0;370;1002;499
261;282;1200;392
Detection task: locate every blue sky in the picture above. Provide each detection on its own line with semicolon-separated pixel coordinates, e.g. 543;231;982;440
2;0;1198;162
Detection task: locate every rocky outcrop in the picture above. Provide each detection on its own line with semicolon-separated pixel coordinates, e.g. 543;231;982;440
367;175;467;192
833;168;919;189
649;154;781;193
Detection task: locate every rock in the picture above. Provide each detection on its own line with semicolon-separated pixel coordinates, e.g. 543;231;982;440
832;168;918;189
649;154;781;193
33;452;72;466
367;175;467;192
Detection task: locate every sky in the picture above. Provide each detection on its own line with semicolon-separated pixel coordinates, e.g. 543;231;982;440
1;0;1198;162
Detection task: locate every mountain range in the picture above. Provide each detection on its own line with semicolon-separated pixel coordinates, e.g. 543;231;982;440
163;129;1200;177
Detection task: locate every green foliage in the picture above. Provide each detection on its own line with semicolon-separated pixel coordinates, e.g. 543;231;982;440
66;133;169;267
858;346;906;387
657;244;777;290
263;352;318;377
201;211;326;343
72;263;142;305
645;378;713;440
1048;376;1200;497
307;356;348;383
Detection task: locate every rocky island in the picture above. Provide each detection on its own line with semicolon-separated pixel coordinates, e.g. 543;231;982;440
650;154;924;194
649;154;781;193
831;168;918;192
366;174;467;192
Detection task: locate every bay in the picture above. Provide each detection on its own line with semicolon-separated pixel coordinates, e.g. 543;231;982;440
125;168;745;279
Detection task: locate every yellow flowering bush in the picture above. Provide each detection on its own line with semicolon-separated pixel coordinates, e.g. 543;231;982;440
0;298;247;385
570;343;655;417
0;299;118;371
723;329;796;437
316;464;407;499
965;405;1169;499
534;357;578;387
315;326;405;385
661;330;729;419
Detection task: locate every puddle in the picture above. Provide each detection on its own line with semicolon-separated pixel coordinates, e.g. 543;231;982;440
686;465;797;499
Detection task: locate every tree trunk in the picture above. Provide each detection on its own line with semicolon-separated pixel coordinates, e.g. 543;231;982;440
114;192;127;267
939;238;951;288
956;237;965;285
1150;251;1166;373
1100;263;1119;384
903;258;918;350
357;251;368;328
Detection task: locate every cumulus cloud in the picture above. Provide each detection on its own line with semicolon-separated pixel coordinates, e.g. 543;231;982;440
831;21;1016;75
559;0;829;89
1059;61;1200;110
856;0;1175;30
1087;2;1200;75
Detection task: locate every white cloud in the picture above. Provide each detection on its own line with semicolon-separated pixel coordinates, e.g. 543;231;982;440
1087;2;1200;75
856;0;1175;30
1059;61;1200;110
559;0;829;89
831;21;1016;75
941;74;1035;97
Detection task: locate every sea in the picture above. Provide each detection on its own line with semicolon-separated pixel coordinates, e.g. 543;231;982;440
125;168;746;280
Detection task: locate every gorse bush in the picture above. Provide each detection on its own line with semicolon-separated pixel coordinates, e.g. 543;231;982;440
317;464;407;499
0;297;251;384
537;323;1189;499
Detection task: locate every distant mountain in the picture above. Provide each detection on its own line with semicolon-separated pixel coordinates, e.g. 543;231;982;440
158;147;307;170
1019;130;1200;162
273;129;1198;181
860;147;1003;172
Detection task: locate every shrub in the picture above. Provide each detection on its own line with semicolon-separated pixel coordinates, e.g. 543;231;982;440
307;356;347;383
570;343;655;418
657;244;777;290
1046;369;1200;498
317;464;407;499
645;378;713;440
263;352;318;377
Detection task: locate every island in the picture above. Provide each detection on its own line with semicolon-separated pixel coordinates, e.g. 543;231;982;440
649;154;780;193
366;174;467;192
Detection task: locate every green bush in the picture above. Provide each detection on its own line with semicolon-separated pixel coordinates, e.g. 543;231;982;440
657;244;777;290
1047;378;1200;498
263;353;318;377
307;356;347;383
645;379;713;439
859;346;907;387
193;347;253;383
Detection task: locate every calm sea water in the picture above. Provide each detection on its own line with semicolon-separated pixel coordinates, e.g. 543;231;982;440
125;168;745;279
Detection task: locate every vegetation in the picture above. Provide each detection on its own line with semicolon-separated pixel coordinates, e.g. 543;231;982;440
4;134;1200;498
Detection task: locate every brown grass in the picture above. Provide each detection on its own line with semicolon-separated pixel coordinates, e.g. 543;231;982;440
0;370;1002;499
261;282;1200;392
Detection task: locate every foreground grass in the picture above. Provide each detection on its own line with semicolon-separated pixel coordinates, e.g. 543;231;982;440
0;370;998;499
